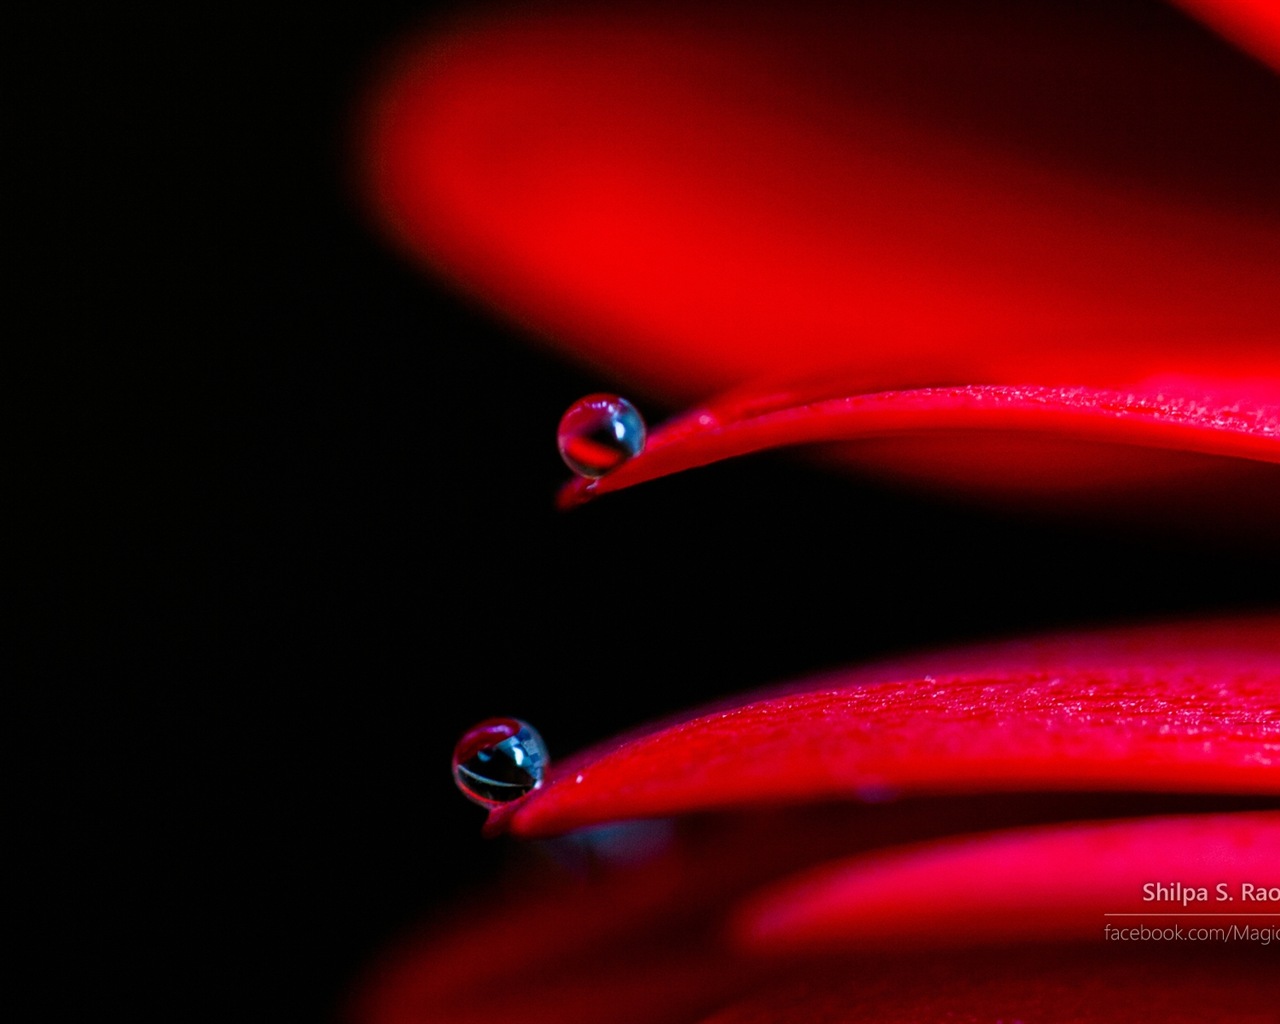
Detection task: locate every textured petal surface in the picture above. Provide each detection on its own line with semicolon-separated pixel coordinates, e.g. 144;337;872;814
496;616;1280;837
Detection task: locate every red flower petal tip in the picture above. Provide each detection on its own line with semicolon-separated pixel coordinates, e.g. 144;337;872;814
556;379;1280;508
490;615;1280;837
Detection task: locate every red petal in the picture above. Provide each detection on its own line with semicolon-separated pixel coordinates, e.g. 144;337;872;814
353;809;1280;1024
496;616;1280;837
1175;0;1280;72
555;378;1280;508
738;811;1280;950
360;1;1280;399
697;949;1280;1023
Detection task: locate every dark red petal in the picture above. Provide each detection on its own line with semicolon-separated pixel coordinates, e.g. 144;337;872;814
495;616;1280;837
696;949;1280;1024
737;811;1280;950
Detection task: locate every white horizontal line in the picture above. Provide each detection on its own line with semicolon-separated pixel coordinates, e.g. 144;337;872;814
1103;913;1280;917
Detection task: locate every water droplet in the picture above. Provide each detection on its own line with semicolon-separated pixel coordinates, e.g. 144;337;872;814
557;394;646;477
452;718;548;807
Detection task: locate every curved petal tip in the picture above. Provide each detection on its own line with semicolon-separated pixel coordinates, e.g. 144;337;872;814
557;379;1280;509
494;615;1280;837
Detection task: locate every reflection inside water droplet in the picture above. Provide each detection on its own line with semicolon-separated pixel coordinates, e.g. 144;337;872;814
452;718;549;807
557;394;646;477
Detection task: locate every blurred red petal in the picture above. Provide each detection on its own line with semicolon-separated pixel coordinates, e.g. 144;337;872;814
361;0;1280;399
698;950;1280;1023
351;836;763;1024
1175;0;1280;71
738;810;1280;950
354;806;1280;1024
496;615;1280;837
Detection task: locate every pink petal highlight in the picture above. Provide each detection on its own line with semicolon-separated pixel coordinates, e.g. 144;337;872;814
738;811;1280;950
497;616;1280;837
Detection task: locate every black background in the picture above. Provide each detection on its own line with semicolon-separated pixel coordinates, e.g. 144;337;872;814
34;2;1278;1022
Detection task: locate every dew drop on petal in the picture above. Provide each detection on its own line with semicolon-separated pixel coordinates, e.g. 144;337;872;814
451;718;549;807
557;394;646;477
